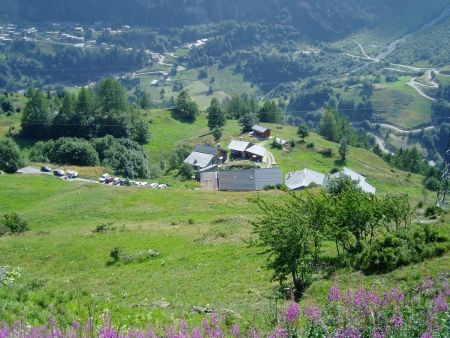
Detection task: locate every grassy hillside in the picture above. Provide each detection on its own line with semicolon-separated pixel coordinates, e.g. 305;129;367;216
372;76;433;127
1;109;449;327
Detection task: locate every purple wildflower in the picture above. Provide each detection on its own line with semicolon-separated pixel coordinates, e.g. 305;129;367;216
304;305;321;322
367;290;382;306
420;331;433;338
328;283;341;302
442;282;450;296
191;328;202;338
269;327;287;338
229;324;240;337
335;326;361;338
422;277;434;291
432;293;448;314
390;315;404;329
179;319;188;337
72;320;80;332
344;291;354;306
372;329;383;338
285;302;300;322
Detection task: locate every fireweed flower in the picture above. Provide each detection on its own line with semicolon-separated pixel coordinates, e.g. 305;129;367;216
269;327;287;338
328;283;341;302
191;327;202;338
229;324;240;337
304;305;321;322
372;329;383;338
420;331;433;338
390;315;404;329
432;293;448;314
72;320;80;332
335;326;361;338
285;302;300;322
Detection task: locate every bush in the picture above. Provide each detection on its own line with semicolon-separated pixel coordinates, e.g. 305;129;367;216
29;141;53;162
355;225;446;274
92;222;116;233
1;213;28;235
319;148;333;157
110;247;122;263
178;163;195;180
47;138;99;166
424;176;440;191
0;138;26;173
306;142;315;149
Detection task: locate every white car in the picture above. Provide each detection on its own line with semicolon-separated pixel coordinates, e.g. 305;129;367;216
113;177;121;185
66;170;78;179
99;177;106;183
157;184;167;189
149;183;159;188
101;173;110;179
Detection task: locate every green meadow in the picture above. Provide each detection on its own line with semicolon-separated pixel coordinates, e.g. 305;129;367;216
1;109;449;328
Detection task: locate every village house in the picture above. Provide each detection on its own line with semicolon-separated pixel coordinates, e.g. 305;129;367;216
285;168;325;190
325;167;376;194
228;140;251;159
245;144;266;162
184;145;224;170
252;125;271;138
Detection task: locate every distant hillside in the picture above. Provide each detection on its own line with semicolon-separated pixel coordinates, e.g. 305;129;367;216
16;0;450;40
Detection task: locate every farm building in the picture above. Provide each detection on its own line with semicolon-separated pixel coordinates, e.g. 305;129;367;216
228;140;251;158
325;167;376;194
252;125;271;138
199;165;219;190
285;169;325;190
217;168;282;191
184;144;224;169
245;144;266;162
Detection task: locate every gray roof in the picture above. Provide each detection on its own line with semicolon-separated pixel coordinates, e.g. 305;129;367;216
285;169;325;190
246;144;266;157
194;145;217;156
184;152;214;168
329;167;376;194
252;125;269;133
228;140;250;152
218;168;282;191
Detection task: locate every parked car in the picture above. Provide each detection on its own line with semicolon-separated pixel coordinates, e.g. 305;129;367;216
99;177;106;183
113;177;121;185
41;166;52;172
66;170;78;179
149;183;159;188
129;180;138;186
104;176;114;184
157;184;167;189
53;169;65;177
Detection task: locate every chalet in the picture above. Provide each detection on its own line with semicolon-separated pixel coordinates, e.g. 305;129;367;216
252;125;271;138
245;144;266;162
285;169;325;190
228;140;250;158
325;167;376;194
184;145;224;169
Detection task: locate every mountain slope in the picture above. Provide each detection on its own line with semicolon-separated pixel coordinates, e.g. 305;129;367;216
15;0;450;40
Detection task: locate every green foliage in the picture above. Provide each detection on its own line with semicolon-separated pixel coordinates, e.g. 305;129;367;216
239;111;257;133
168;145;192;171
130;120;150;145
21;89;51;139
174;91;199;122
258;101;283;123
207;98;226;130
0;138;26;173
212;126;223;141
320;110;338;141
356;225;446;274
252;195;317;295
46;138;100;166
110;247;122;263
338;137;349;162
178;163;195;181
1;212;28;235
424;176;440;191
297;124;309;141
92;222;117;234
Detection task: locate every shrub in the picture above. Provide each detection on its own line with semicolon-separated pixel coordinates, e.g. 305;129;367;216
424;176;440;191
110;247;122;263
92;222;116;234
306;142;315;149
0;138;26;173
355;225;446;274
47;138;99;166
178;163;195;180
319;148;333;157
29;141;53;162
1;213;28;235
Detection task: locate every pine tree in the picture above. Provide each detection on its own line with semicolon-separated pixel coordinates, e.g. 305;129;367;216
207;98;226;130
320;110;338;141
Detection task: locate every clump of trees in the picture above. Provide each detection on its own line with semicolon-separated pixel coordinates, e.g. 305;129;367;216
252;176;446;296
173;91;199;122
21;78;149;143
30;136;150;179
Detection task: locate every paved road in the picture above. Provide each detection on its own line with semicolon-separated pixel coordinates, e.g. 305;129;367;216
18;167;99;184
